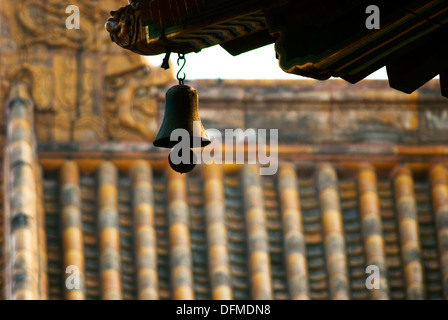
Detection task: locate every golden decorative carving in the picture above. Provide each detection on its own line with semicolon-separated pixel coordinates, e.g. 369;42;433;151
106;0;141;52
6;65;55;112
0;0;173;142
104;60;172;141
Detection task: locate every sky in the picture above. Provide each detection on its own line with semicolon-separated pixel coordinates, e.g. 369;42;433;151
145;43;389;80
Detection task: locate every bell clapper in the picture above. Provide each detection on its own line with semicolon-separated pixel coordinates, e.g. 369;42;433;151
168;148;197;174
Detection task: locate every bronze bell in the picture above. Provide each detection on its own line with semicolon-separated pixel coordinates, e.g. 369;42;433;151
154;83;210;174
153;84;210;149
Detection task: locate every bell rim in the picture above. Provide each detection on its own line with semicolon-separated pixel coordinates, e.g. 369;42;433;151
153;137;211;149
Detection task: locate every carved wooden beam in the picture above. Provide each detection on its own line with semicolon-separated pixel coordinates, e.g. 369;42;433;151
105;0;275;56
105;0;148;55
104;0;448;97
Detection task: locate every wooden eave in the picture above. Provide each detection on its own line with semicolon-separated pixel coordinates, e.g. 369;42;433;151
106;0;448;97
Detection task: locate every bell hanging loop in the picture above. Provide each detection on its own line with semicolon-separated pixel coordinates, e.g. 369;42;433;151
177;53;186;85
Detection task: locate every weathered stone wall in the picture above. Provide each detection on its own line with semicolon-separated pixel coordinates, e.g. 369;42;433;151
0;0;173;143
187;79;448;145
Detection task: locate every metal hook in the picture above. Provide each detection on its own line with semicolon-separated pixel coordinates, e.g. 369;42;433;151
177;53;186;85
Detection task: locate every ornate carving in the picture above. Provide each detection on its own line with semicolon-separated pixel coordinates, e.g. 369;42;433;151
106;1;141;52
6;65;55;112
10;0;119;50
104;63;171;141
1;0;173;142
